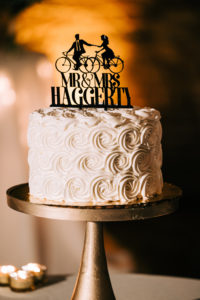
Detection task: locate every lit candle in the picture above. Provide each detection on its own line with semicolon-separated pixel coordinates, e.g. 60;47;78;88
22;263;47;283
0;265;17;285
9;270;34;291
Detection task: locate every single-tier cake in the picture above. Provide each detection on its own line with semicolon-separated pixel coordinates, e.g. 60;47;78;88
28;107;163;205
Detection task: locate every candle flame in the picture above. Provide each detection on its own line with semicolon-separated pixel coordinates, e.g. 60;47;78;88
18;270;29;280
0;265;16;274
10;270;30;280
22;263;46;273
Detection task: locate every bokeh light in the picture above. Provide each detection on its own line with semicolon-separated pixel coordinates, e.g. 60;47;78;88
36;58;53;79
0;73;16;108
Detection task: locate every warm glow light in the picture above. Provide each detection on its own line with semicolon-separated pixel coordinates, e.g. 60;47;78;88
14;0;142;105
0;73;16;108
45;95;51;106
21;263;46;282
14;0;134;60
22;263;46;273
0;265;16;274
0;76;10;93
10;272;17;278
36;58;53;79
9;270;34;291
22;263;40;273
19;271;28;280
10;270;29;280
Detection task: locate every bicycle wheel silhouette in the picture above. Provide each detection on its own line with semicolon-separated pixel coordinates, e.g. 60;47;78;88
79;57;93;73
55;56;71;73
88;57;101;73
109;57;124;73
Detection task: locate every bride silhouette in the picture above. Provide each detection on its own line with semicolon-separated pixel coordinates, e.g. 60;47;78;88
96;35;115;68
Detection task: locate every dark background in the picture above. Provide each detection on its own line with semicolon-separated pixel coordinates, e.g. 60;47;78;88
107;0;200;279
1;0;200;279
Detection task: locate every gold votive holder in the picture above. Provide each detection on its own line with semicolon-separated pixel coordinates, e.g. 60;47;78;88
0;265;17;286
21;263;47;284
9;270;34;292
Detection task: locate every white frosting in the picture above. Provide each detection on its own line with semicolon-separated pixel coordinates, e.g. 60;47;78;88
28;107;163;205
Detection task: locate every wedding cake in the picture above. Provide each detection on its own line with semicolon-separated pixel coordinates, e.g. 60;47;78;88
27;106;163;205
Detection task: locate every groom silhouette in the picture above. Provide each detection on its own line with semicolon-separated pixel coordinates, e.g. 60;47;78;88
66;34;94;70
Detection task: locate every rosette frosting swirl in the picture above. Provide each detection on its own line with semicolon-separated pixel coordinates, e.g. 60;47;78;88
106;151;131;174
91;176;117;202
64;177;90;202
65;130;88;150
140;122;155;148
51;152;71;176
118;173;139;202
39;124;64;149
78;152;103;174
28;106;163;205
140;173;157;199
118;127;140;152
42;174;64;200
131;147;152;175
91;128;117;152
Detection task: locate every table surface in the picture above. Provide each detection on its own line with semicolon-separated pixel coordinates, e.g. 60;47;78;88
0;273;200;300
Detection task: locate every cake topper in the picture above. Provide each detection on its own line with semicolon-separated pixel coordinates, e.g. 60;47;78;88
51;34;132;110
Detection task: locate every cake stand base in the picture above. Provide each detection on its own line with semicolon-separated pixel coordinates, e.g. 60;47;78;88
72;222;115;300
7;183;182;300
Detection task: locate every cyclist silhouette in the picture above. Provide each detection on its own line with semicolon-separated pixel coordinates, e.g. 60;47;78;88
96;35;115;68
66;34;94;70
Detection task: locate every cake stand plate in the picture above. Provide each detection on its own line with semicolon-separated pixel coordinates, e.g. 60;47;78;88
7;183;181;221
7;183;182;300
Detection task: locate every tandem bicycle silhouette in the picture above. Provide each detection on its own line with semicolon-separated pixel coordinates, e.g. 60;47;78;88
55;51;124;74
89;51;124;74
55;52;92;74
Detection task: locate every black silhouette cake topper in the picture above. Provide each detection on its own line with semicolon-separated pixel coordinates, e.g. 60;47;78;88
51;34;132;110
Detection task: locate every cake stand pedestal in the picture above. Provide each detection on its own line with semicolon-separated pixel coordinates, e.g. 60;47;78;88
7;183;181;300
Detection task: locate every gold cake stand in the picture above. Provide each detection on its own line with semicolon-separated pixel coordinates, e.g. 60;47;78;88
7;182;182;300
